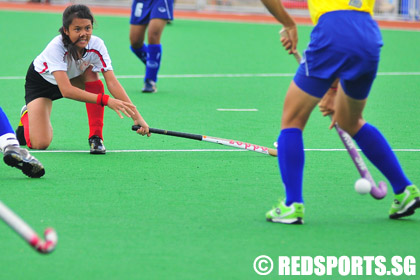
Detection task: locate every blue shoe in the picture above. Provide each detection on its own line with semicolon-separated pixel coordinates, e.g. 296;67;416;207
142;79;157;93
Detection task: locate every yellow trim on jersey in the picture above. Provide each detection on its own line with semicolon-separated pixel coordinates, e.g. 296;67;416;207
309;0;375;24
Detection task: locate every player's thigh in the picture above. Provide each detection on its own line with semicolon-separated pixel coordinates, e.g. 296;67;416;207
334;85;367;136
281;81;320;130
27;98;53;149
70;67;99;88
70;75;85;90
130;24;147;47
147;18;168;44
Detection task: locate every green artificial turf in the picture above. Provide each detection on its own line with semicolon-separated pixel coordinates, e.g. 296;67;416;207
0;10;419;280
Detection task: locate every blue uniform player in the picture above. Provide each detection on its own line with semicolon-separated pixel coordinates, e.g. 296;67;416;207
261;0;420;224
129;0;174;93
0;107;44;178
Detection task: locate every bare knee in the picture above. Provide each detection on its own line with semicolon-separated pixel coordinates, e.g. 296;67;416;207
147;31;161;44
336;118;366;137
30;139;51;150
131;41;144;49
130;34;145;48
83;66;99;83
129;24;146;47
29;132;52;150
147;20;166;44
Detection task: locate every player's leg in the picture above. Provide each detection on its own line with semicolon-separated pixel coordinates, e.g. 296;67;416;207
130;24;148;65
0;106;45;178
280;82;320;202
0;106;21;156
335;79;419;219
75;67;106;154
142;0;173;93
129;0;150;81
26;98;53;150
0;107;19;148
141;18;167;93
266;81;322;224
5;101;47;178
18;61;62;151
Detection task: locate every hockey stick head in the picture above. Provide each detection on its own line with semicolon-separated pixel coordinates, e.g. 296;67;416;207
30;228;58;254
334;123;388;199
370;181;388;200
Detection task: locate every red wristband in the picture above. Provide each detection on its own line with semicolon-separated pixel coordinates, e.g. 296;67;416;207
96;94;102;105
102;94;109;106
330;87;338;91
96;94;109;106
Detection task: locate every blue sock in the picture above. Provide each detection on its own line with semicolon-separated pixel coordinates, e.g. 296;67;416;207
0;107;14;135
130;44;148;65
277;128;304;205
145;44;162;82
0;107;19;150
353;123;411;194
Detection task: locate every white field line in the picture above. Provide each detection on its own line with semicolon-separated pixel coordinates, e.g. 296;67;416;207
28;148;420;153
1;72;420;80
217;109;258;111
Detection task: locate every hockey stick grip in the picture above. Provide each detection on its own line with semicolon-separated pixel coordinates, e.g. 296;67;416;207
132;125;203;141
279;28;302;63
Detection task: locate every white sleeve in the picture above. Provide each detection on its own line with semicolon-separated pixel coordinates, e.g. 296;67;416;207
44;40;68;73
90;38;113;73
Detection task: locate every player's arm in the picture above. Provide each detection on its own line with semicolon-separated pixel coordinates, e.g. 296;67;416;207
54;70;100;103
102;70;150;136
318;78;339;129
260;0;297;54
319;79;339;116
53;71;142;126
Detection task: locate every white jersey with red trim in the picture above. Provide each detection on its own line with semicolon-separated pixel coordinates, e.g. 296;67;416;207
33;35;113;85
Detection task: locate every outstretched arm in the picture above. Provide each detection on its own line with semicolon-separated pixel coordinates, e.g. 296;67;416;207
102;70;150;136
53;70;150;136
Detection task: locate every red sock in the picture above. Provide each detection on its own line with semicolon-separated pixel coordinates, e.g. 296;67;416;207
85;80;105;139
21;111;32;148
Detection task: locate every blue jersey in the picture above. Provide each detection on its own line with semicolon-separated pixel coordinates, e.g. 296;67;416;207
130;0;174;25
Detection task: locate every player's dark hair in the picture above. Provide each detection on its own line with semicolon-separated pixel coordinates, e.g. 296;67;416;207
59;4;95;62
